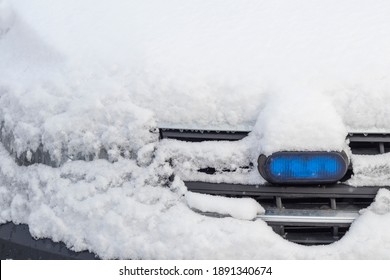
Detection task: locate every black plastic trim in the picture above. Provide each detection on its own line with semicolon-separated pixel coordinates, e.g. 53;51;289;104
185;181;388;198
0;223;98;260
159;128;249;141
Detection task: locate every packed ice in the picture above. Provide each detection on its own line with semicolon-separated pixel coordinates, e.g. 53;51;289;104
1;0;390;259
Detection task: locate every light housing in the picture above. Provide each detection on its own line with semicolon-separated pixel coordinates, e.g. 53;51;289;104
258;151;349;184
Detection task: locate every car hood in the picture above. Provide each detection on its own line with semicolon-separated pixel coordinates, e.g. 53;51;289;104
2;0;390;133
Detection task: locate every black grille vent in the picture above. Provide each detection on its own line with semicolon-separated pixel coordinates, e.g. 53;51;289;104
160;128;390;156
348;133;390;155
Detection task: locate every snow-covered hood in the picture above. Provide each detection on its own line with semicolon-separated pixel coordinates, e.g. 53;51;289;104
2;0;390;132
1;0;390;161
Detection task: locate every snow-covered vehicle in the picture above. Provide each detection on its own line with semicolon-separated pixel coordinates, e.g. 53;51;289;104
2;0;390;259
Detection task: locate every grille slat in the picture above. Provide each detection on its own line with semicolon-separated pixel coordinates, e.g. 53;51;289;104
160;128;390;156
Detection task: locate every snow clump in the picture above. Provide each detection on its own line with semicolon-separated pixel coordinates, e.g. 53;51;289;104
186;191;265;220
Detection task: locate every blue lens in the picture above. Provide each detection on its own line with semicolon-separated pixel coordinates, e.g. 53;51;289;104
259;152;348;184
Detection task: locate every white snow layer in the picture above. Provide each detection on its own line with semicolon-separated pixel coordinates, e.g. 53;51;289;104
2;145;390;259
348;153;390;187
186;191;265;220
0;82;158;165
2;0;390;132
0;0;14;37
1;0;390;259
362;189;390;215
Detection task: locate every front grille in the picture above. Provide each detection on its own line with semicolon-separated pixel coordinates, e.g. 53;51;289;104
185;181;387;244
160;128;390;156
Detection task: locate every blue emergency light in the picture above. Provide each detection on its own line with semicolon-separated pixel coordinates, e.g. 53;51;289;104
258;151;349;184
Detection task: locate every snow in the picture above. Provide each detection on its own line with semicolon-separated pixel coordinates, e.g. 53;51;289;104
1;0;390;259
186;191;265;220
0;82;158;166
1;145;390;259
348;153;390;187
0;0;13;37
250;91;349;156
158;138;264;185
362;189;390;215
